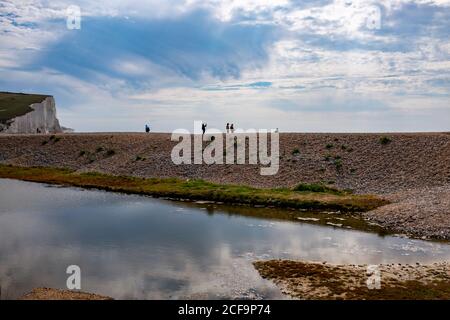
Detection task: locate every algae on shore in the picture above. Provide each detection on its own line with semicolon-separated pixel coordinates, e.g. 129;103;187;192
19;288;113;300
254;260;450;300
0;164;387;212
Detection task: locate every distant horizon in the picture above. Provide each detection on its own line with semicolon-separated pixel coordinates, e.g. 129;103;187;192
1;0;449;132
26;129;450;134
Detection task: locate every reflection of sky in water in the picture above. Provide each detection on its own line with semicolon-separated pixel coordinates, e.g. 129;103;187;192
1;179;450;299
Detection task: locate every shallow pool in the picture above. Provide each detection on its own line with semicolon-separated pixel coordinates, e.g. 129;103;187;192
1;178;449;299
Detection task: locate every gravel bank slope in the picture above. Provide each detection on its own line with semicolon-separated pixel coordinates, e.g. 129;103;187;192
0;132;449;238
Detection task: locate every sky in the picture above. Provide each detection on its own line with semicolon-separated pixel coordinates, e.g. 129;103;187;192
0;0;449;132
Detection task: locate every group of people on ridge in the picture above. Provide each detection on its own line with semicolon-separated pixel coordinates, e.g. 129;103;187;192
200;122;235;135
226;123;235;133
145;123;240;134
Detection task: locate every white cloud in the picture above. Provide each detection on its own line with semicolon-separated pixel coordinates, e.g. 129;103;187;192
0;0;449;131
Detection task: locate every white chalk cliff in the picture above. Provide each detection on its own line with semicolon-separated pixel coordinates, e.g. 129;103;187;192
2;96;63;134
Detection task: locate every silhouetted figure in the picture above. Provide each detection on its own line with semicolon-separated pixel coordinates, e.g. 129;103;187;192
202;123;207;135
145;124;150;133
230;123;234;133
226;123;230;133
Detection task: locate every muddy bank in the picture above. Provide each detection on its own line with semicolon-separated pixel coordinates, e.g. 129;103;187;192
0;132;449;238
254;260;450;300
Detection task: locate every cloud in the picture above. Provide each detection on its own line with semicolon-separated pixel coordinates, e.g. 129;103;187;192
25;10;279;87
0;0;449;132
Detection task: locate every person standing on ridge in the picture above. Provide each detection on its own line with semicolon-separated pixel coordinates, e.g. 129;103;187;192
230;123;234;133
145;124;150;133
226;123;230;133
202;123;207;135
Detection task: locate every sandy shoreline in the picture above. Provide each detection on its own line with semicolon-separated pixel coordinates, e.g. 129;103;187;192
0;132;449;239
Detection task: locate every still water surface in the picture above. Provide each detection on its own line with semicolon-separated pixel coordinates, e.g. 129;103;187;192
1;178;450;299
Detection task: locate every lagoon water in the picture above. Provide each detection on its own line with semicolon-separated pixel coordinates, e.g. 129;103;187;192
1;178;450;299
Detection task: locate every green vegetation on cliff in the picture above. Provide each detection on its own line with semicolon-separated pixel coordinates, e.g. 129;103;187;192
0;92;50;123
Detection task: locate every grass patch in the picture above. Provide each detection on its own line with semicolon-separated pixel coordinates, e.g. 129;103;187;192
293;183;344;195
380;136;392;145
0;92;50;122
96;146;104;153
292;148;300;155
105;149;116;157
334;158;343;170
0;164;388;212
325;143;334;149
87;154;96;163
42;135;61;145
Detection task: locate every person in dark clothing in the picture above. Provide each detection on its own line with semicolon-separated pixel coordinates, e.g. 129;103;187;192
230;123;234;133
226;123;230;133
145;124;150;133
202;123;207;135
